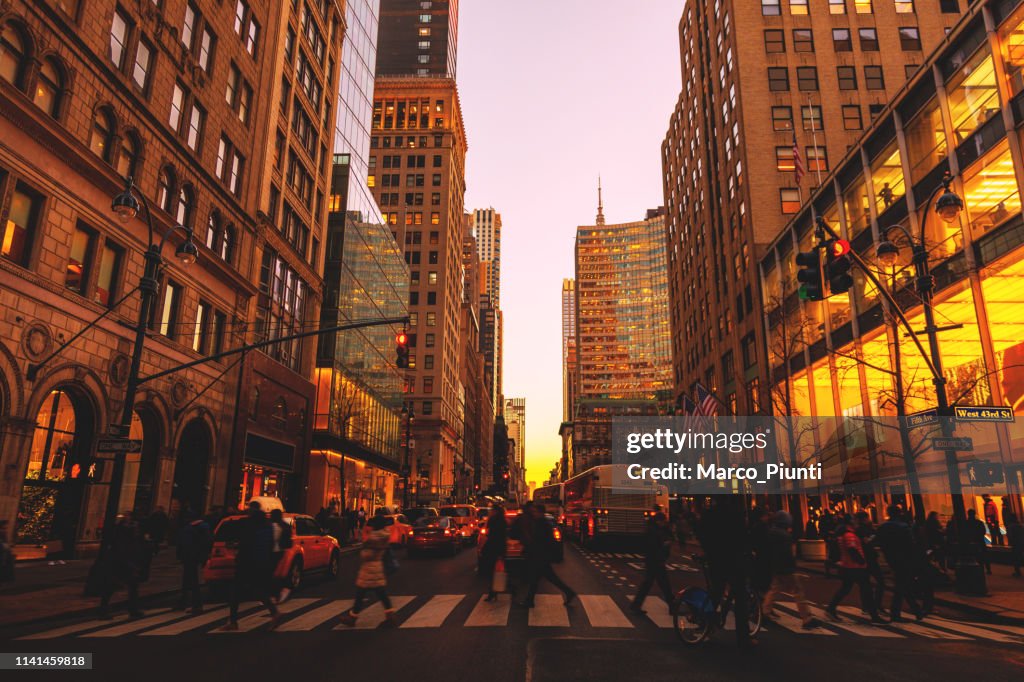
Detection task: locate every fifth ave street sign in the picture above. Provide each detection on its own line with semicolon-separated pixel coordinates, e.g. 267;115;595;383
96;438;143;453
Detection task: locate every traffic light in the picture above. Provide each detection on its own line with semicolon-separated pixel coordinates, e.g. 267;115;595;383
795;247;824;301
826;238;854;295
395;331;409;368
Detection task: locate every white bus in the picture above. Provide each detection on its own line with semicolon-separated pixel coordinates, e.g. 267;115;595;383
532;483;565;523
563;464;668;546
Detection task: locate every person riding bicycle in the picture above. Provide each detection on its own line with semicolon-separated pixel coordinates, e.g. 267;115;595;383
696;497;756;649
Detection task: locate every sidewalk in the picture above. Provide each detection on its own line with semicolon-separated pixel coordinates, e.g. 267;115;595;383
0;543;363;629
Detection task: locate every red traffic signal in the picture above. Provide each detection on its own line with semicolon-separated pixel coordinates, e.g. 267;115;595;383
396;332;408;346
396;332;410;368
829;239;851;258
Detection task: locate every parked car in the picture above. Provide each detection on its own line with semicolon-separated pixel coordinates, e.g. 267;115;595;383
404;507;439;526
439;505;478;544
203;513;340;592
408;516;461;557
379;514;413;546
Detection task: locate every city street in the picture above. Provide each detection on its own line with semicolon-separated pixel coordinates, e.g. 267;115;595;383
4;540;1024;681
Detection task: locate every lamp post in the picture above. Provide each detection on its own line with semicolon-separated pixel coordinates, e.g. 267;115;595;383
102;176;198;549
401;403;414;510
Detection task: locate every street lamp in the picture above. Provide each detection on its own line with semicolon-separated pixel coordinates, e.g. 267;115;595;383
100;176;197;551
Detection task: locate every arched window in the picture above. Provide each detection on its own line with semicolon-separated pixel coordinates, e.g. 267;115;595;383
205;212;220;250
33;58;63;118
88;107;115;163
0;23;28;88
175;185;194;227
115;131;139;178
157;167;176;213
220;224;235;263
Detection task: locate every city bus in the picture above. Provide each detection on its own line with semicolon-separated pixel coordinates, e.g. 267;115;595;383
563;464;669;546
532;482;564;523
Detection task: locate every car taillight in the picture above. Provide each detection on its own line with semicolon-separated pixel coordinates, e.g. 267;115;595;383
553;528;562;541
480;527;487;536
444;528;452;536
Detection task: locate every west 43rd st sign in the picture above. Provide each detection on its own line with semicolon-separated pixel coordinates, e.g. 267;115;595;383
954;406;1014;422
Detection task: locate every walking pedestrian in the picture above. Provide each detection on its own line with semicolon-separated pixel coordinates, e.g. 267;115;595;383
480;506;508;601
762;511;817;629
696;497;756;649
749;507;774;599
924;511;947;573
98;512;148;619
142;506;169;555
1005;512;1023;578
855;511;885;615
875;506;923;622
631;511;674;614
826;515;884;624
269;509;293;603
0;519;15;583
520;504;576;608
175;508;211;613
965;509;992;575
357;507;367;531
339;509;397;627
983;495;1003;547
220;502;280;631
820;510;839;579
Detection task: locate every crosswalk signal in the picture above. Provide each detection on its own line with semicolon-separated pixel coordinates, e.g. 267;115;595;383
826;238;854;295
796;248;824;301
396;331;409;369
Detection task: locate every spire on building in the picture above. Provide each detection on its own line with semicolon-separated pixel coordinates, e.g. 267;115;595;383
596;175;605;225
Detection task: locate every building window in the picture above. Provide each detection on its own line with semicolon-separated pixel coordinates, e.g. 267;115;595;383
828;0;845;14
806;146;828;172
864;65;884;89
801;105;822;131
424;355;434;370
792;29;813;52
768;67;789;91
425;333;435;348
170;82;185;132
132;39;153;92
115;131;139;178
771;106;792;131
842;104;862;129
869;103;885;119
0;22;29;87
110;9;131;69
838;65;858;90
423;377;434;394
775;146;795;172
858;28;878;51
832;28;852;52
158;280;182;339
220;225;235;263
212;311;227;354
761;0;781;14
94;241;122;307
790;0;809;14
182;2;197;48
940;0;958;12
2;184;41;266
899;27;921;51
796;66;818;91
175;185;194;227
198;27;216;72
193;301;211;353
904;63;920;81
764;29;784;53
33;58;64;118
186;102;205;151
89;107;116;163
895;0;914;12
157;167;175;212
854;0;872;13
780;188;800;213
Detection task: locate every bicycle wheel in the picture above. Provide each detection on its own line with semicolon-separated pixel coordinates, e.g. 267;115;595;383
747;589;763;637
673;590;711;645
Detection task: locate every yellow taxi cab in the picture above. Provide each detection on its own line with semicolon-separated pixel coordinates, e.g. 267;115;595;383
439;505;478;544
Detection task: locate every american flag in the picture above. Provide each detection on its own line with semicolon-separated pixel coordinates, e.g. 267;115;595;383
694;383;723;418
793;133;804;186
675;394;697;417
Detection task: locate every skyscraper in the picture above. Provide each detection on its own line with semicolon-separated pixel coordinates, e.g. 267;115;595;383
504;397;526;469
471;207;502;307
376;0;459;78
574;206;672;402
661;0;963;414
561;278;577;421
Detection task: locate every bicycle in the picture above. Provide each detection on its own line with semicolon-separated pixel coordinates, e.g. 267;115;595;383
672;554;762;645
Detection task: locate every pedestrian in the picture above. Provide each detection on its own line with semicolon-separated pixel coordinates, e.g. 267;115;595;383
220;502;280;631
965;509;992;575
762;511;817;629
749;507;774;599
0;519;14;583
875;506;923;622
339;509;397;627
357;507;367;531
520;504;576;608
480;506;508;601
269;508;293;603
825;515;884;624
924;511;947;574
142;506;169;553
175;507;211;614
855;511;885;616
820;510;839;578
1004;512;1023;578
631;511;675;614
98;511;148;619
696;497;756;649
315;506;330;530
983;495;1002;547
804;513;820;540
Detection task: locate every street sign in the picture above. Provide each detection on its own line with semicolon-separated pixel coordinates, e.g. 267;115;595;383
953;406;1014;422
107;424;131;437
96;438;143;453
932;437;973;451
907;409;939;428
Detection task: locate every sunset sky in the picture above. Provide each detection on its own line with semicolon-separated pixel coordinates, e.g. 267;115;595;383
457;1;684;481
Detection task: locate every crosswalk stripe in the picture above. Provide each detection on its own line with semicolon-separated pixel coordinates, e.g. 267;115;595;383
883;620;968;640
580;594;633;628
636;595;674;628
141;606;240;636
529;594;569;627
336;596;414;630
215;598;318;633
276;599;353;632
81;609;184;637
768;605;836;635
800;604;903;638
627;562;643;571
465;594;511;626
920;616;1021;643
19;614;131;640
928;614;1024;639
401;595;464;628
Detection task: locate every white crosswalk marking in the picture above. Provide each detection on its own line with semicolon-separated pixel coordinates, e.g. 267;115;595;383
141;607;240;636
928;614;1024;638
580;595;633;628
337;596;414;630
19;614;130;640
276;599;353;632
635;595;674;628
768;605;836;635
401;595;464;628
801;604;903;638
627;562;643;571
921;616;1021;643
465;594;511;626
528;594;569;627
883;620;968;640
215;598;318;633
81;609;184;637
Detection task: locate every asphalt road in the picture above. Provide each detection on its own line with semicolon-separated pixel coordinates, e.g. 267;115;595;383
3;539;1024;682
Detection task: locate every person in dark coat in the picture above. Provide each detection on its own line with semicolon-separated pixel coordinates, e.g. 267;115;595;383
143;506;169;553
175;508;211;613
924;511;947;573
855;511;885;615
480;506;507;601
631;511;674;613
762;511;816;628
1005;512;1023;578
221;502;280;631
98;512;148;619
875;506;923;621
965;509;991;575
696;497;756;648
520;504;576;608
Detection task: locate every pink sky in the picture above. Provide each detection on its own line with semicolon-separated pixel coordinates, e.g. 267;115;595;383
457;1;684;481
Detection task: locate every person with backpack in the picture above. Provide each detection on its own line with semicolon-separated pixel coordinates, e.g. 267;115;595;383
340;509;396;627
220;502;280;631
269;508;293;603
175;508;211;614
825;515;884;624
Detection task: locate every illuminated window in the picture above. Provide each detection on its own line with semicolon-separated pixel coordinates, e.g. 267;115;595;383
870;142;903;215
903;98;945;185
94;241;122;307
854;0;871;13
775;146;795;172
895;0;914;12
806;146;828;172
790;0;808;15
0;22;28;87
946;50;998;143
33;58;64;117
3;186;41;266
962;141;1021;240
999;5;1024;96
829;0;845;14
428;271;437;284
89;107;116;163
780;188;800;214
